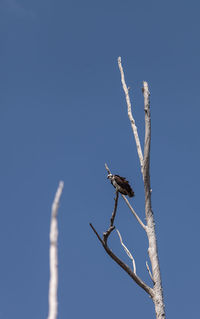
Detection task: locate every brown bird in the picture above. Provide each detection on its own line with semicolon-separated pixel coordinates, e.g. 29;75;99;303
107;174;134;197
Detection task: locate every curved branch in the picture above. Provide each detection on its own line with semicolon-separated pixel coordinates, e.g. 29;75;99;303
116;229;136;275
89;223;154;298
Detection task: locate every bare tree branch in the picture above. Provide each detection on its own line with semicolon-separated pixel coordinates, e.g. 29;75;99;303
47;181;64;319
142;81;165;318
118;57;144;175
121;194;147;230
90;223;154;298
103;191;119;244
116;229;136;274
105;163;111;175
90;176;153;297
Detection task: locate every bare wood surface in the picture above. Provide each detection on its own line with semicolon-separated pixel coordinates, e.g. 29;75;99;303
142;81;165;318
122;194;146;230
103;190;119;244
47;181;64;319
118;57;144;175
116;229;136;274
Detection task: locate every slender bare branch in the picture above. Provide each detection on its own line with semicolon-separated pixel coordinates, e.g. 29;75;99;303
118;57;144;175
110;191;119;226
90;223;154;298
116;229;136;274
90;223;104;245
146;261;154;284
47;181;64;319
103;191;119;244
122;195;147;231
105;163;111;175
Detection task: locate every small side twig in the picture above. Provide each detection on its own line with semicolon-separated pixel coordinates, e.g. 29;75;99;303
116;229;136;274
105;163;111;175
146;261;155;284
90;223;104;245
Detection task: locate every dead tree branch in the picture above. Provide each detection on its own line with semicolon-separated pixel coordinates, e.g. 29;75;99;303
142;81;165;318
121;194;147;230
90;223;154;298
116;229;136;274
89;179;153;297
103;190;119;244
105;163;111;175
47;181;64;319
118;57;144;175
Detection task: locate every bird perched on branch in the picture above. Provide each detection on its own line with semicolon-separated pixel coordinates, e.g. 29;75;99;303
107;174;134;197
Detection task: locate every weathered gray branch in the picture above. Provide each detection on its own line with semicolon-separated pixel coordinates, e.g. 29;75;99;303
47;181;64;319
118;57;144;175
116;229;136;275
121;194;147;230
142;82;165;318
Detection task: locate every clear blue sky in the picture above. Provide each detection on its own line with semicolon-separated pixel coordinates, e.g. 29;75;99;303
1;0;199;318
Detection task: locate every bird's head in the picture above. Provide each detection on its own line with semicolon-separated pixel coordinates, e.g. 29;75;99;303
107;173;113;180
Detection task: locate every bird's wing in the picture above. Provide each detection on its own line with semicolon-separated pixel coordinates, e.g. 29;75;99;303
114;175;134;196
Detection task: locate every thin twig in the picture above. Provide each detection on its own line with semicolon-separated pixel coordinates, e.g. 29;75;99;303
146;261;154;284
116;229;136;274
118;57;144;175
89;223;154;298
47;181;64;319
105;163;111;175
103;191;119;244
90;223;104;245
110;191;119;226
